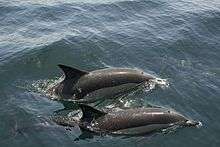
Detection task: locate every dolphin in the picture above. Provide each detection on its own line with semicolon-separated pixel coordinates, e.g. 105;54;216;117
54;104;199;135
49;64;157;102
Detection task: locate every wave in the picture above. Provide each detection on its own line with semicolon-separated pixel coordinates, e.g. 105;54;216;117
1;0;219;63
0;0;219;112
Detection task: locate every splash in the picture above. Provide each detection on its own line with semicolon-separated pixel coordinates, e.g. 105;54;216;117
144;77;169;92
196;121;203;128
31;76;64;100
186;120;203;128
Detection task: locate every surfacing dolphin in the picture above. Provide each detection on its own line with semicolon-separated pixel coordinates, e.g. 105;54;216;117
49;64;160;102
54;104;199;135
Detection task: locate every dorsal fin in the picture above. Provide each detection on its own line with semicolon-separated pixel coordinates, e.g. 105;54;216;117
58;64;88;79
79;104;107;122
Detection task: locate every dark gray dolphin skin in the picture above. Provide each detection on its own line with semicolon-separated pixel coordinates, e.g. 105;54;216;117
55;104;199;135
50;64;155;102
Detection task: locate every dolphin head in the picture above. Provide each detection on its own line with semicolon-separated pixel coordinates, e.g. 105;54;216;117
165;110;200;127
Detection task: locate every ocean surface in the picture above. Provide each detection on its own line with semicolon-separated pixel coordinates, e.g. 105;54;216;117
0;0;220;146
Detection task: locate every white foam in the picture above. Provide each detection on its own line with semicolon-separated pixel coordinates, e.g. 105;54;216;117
146;77;169;90
31;76;64;100
196;121;203;128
